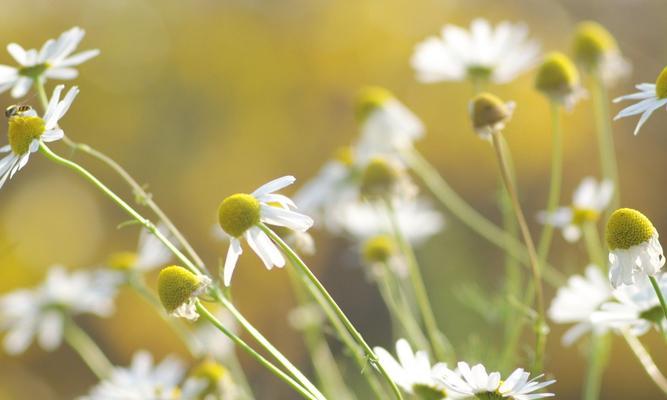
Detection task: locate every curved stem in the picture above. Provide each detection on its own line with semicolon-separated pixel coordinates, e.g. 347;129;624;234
583;222;606;267
196;301;319;400
623;330;667;395
260;224;404;400
649;276;667;323
591;73;620;211
64;319;113;380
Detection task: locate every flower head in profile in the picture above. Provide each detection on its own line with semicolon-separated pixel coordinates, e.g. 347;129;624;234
0;266;120;355
0;27;99;98
217;176;313;286
437;362;555;399
535;52;586;110
613;66;667;135
188;359;237;399
605;208;665;288
0;84;78;189
107;225;172;272
548;265;612;345
572;21;630;87
359;156;416;202
373;339;448;399
157;266;211;321
411;19;540;85
537;177;613;242
469;92;515;140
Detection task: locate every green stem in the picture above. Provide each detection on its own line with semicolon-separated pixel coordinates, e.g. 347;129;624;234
649;276;667;323
622;330;667;395
582;333;611;400
582;222;606;268
591;73;620;211
537;102;563;265
64;319;113;380
260;224;404;400
196;301;319;400
384;200;454;363
403;147;564;286
490;132;547;373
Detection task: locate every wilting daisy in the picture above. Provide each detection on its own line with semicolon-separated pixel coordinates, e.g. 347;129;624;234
107;225;172;272
537;177;613;242
80;351;196;400
0;84;79;189
157;266;211;321
572;21;630;87
373;338;448;398
591;274;667;336
0;266;120;355
548;265;612;345
0;27;99;98
605;208;665;288
613;66;667;135
217;176;313;286
438;362;555;399
469;92;515;140
411;19;540;85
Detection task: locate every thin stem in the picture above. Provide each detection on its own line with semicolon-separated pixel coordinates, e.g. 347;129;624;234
623;330;667;395
260;224;404;400
403;147;564;286
583;222;606;267
64;319;113;380
649;276;667;323
582;333;611;400
490;132;547;373
384;200;454;363
196;301;320;400
537;102;563;265
591;73;620;210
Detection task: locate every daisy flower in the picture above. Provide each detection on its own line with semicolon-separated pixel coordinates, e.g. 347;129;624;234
537;177;613;242
535;52;586;110
438;362;555;399
411;19;540;85
373;338;448;398
107;224;172;272
157;266;211;321
0;84;79;189
613;66;667;135
0;266;121;355
359;156;416;202
605;208;665;288
572;21;630;87
0;27;99;98
217;176;313;286
548;265;612;345
469;92;515;140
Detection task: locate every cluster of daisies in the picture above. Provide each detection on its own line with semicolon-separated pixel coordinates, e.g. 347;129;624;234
0;13;666;400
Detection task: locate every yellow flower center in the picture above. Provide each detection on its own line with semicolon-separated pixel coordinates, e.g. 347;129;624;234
356;86;393;123
218;193;261;238
362;235;395;264
157;265;203;313
572;207;599;225
572;21;618;69
535;52;579;99
470;92;511;132
655;66;667;99
107;251;139;270
8;116;45;155
18;63;49;79
606;208;655;250
191;360;229;396
360;157;400;199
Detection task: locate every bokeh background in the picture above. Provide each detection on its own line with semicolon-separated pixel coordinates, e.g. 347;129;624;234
0;0;666;398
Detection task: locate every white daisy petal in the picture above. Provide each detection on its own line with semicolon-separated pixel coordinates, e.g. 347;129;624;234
252;175;296;197
223;239;243;286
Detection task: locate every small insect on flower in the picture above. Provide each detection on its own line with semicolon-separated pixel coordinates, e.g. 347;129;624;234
0;85;78;189
157;266;211;321
605;208;665;288
613;66;667;135
535;52;586;110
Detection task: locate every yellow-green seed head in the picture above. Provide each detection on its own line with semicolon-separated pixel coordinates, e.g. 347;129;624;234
157;265;203;313
655;67;667;99
470;93;512;133
572;21;618;69
356;86;393;122
218;193;261;238
572;208;600;225
8;116;45;154
606;208;656;250
359;157;400;199
362;235;396;264
107;251;138;271
535;52;580;99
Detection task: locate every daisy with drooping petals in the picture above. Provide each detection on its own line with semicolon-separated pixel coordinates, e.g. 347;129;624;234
157;266;211;321
0;266;121;355
613;66;667;135
411;19;540;85
438;361;555;399
373;338;448;399
0;27;99;98
0;84;79;189
217;176;313;286
537;177;613;242
548;265;612;346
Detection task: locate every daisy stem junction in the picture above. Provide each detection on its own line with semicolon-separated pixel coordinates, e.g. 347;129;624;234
63;318;113;380
259;223;405;400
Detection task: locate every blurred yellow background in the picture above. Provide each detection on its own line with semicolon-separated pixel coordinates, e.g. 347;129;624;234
0;0;666;398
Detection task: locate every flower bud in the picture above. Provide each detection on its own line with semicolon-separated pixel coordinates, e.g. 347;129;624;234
469;92;514;139
572;21;618;70
535;52;581;105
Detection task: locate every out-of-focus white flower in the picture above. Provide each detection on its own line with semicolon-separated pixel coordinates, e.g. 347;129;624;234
192;308;237;361
411;19;540;85
0;266;121;355
216;176;314;286
535;52;586;110
107;224;172;272
613;66;667;135
548;266;612;346
572;21;631;87
0;85;78;189
0;27;99;98
537;177;613;242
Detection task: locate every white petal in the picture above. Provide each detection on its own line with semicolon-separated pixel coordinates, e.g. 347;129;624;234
10;77;33;98
44;67;78;80
7;43;28;66
223;239;243;286
260;204;313;232
57;49;100;68
37;311;64;351
252;176;296;197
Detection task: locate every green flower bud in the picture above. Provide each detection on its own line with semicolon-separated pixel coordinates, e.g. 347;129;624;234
7;115;45;154
362;235;396;264
535;52;580;100
469;92;514;138
655;66;667;99
572;21;618;69
218;193;261;238
356;86;393;123
606;208;656;250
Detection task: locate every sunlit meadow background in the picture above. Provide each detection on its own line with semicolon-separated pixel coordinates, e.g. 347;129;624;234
0;0;666;398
